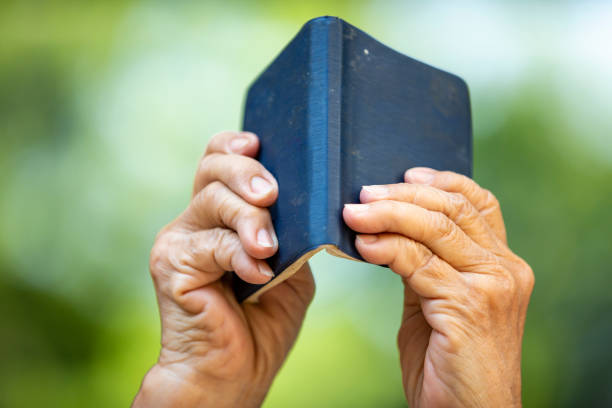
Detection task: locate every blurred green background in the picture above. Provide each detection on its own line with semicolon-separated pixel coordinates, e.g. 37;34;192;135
1;0;611;406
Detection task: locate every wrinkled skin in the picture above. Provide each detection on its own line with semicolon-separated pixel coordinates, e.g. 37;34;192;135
134;131;533;408
343;168;534;407
133;131;314;407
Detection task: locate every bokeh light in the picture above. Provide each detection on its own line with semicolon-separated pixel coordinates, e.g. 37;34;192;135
1;1;611;406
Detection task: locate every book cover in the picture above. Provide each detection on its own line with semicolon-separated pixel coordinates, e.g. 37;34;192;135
233;16;472;302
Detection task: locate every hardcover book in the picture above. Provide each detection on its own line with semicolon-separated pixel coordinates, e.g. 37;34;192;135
233;16;472;302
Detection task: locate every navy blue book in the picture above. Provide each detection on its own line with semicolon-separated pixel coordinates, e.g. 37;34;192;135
234;16;472;302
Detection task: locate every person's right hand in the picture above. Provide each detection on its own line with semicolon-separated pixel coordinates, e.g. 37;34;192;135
133;131;315;408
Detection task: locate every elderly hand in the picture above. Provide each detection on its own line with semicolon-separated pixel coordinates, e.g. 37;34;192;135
343;168;534;407
133;131;315;408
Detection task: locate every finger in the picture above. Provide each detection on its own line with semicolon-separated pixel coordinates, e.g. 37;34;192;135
360;183;498;249
205;130;259;157
405;168;507;242
151;228;273;314
356;233;471;348
193;130;267;201
182;181;278;260
343;201;493;269
193;152;278;207
354;233;464;299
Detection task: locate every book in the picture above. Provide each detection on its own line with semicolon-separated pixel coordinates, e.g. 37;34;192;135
233;16;472;303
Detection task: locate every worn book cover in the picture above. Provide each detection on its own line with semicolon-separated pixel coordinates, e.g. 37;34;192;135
233;16;472;302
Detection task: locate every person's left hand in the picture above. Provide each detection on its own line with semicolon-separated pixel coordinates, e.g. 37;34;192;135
343;168;534;407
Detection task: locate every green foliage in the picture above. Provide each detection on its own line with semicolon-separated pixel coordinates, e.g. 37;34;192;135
1;1;611;407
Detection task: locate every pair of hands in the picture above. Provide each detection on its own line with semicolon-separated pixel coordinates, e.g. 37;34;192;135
133;131;534;407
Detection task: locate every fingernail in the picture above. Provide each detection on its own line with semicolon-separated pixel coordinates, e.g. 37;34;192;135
250;176;273;195
257;228;275;247
357;234;378;244
362;185;388;197
344;203;367;212
406;168;435;184
229;137;249;152
258;262;274;278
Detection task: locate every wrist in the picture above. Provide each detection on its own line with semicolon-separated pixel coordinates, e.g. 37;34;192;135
133;363;266;408
133;364;208;408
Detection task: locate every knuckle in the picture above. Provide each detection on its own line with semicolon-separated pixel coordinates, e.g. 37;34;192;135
456;193;472;214
166;234;193;274
214;187;270;229
493;255;534;296
385;199;399;211
186;185;213;227
415;246;435;273
394;238;435;279
460;175;478;193
227;154;257;178
466;279;510;319
220;196;241;227
198;152;217;174
487;258;517;294
190;230;224;268
210;130;233;146
191;181;223;221
518;261;535;294
168;273;192;302
200;181;231;217
391;237;415;272
149;235;170;281
202;179;225;199
196;150;208;169
411;185;426;204
192;228;238;273
188;229;215;254
436;171;453;185
384;200;402;217
483;189;501;212
431;213;454;240
387;235;405;270
241;204;268;222
381;201;401;229
443;171;470;189
216;230;242;269
448;193;472;219
149;231;192;297
481;273;518;310
211;226;232;247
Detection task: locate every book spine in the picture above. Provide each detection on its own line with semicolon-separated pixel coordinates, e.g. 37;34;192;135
306;19;339;246
326;19;343;245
